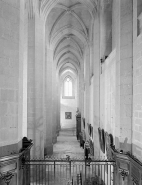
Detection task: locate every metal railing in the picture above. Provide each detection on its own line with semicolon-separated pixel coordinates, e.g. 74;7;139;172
22;156;115;185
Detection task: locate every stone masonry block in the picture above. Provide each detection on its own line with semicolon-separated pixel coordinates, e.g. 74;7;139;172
0;128;8;141
8;128;17;140
134;131;141;141
1;0;19;8
120;84;132;95
139;112;142;118
135;104;142;111
135;124;139;131
134;69;139;78
7;89;15;102
1;116;8;129
0;75;5;88
120;75;132;85
120;46;132;59
121;20;133;33
120;117;132;129
134;111;138;118
120;58;132;75
120;32;132;47
139;66;142;76
0;102;7;116
121;0;132;14
133;94;142;104
125;104;132;117
136;58;142;69
120;128;131;140
1;89;7;101
139;126;142;133
135;118;142;125
137;75;142;84
133;147;142;159
133;77;138;87
7;102;17;115
2;3;19;24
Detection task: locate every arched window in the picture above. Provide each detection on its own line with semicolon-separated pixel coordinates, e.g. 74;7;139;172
64;77;73;96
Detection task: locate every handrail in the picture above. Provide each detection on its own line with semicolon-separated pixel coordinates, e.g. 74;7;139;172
0;143;33;163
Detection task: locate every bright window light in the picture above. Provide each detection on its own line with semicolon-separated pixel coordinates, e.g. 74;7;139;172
64;77;72;96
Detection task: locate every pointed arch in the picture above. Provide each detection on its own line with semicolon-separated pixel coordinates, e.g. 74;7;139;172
50;25;88;47
54;45;83;63
59;66;78;76
57;57;80;73
54;36;83;57
57;51;80;67
63;75;73;96
49;7;88;38
40;0;97;21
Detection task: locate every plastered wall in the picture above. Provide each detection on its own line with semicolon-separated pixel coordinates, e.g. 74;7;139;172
60;98;77;129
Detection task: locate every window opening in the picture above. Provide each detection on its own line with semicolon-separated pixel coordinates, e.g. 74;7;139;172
64;77;73;96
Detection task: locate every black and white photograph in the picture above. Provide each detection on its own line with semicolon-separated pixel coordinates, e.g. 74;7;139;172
0;0;142;184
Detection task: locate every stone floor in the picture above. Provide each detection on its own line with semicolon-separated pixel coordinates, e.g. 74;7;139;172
52;129;84;159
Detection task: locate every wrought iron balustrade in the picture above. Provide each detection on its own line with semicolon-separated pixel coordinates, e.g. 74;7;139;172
22;156;115;185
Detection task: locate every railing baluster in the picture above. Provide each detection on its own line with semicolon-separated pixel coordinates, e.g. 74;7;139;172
110;164;111;185
48;164;49;185
54;161;55;184
45;163;46;185
70;160;71;179
104;163;105;185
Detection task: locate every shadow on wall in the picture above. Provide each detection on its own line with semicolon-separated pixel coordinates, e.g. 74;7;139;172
115;136;142;160
94;116;142;160
115;137;132;152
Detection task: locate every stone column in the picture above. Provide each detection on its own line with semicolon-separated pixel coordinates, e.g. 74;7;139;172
52;62;58;144
132;1;142;160
93;10;101;157
18;0;28;141
27;17;35;158
79;65;84;120
44;48;53;156
84;47;90;140
118;0;133;152
56;75;61;136
27;12;45;158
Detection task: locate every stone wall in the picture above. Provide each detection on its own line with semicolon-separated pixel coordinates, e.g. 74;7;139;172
133;5;142;160
27;13;45;158
60;98;77;129
100;51;116;156
93;0;133;157
60;77;77;129
93;11;100;157
0;0;26;157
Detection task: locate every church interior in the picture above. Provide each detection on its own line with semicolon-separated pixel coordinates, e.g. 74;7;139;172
0;0;142;184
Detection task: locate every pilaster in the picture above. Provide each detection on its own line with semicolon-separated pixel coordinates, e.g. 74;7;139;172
27;12;45;158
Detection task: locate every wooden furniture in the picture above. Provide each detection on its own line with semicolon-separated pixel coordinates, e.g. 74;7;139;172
76;113;81;140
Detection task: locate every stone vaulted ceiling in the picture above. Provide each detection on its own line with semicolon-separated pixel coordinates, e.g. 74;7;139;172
41;0;98;76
